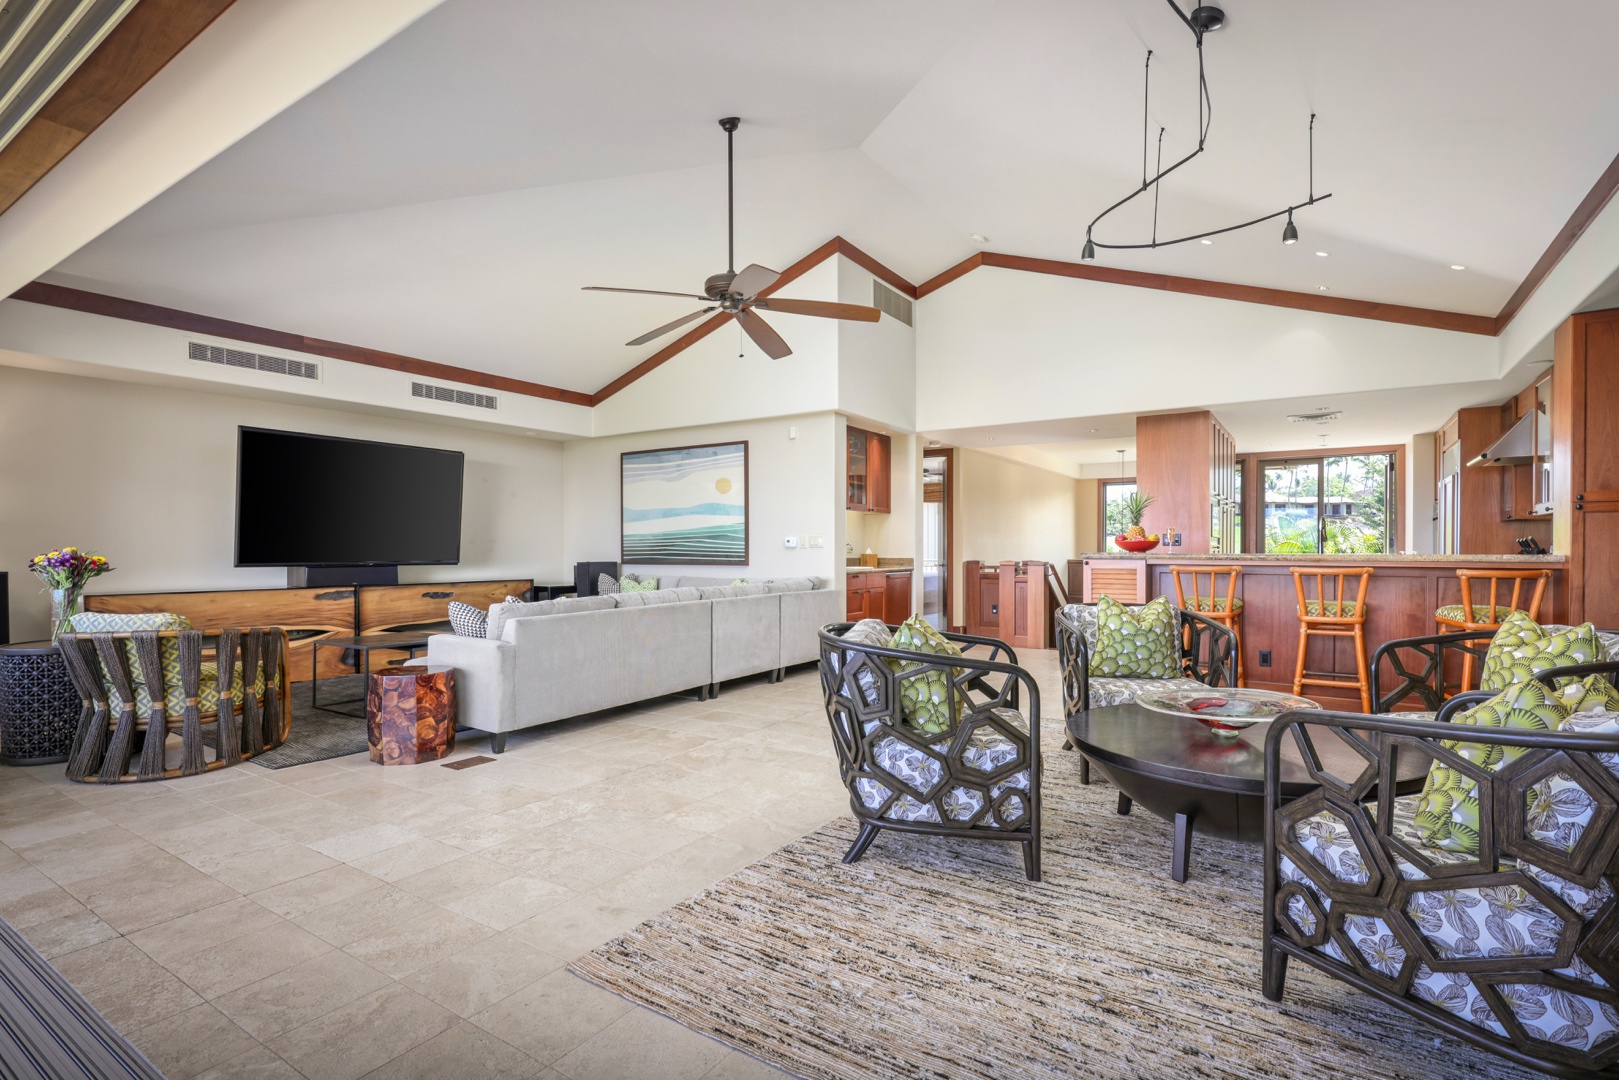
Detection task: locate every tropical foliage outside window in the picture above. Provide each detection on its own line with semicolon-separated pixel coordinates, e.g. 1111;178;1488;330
1102;481;1137;553
1263;454;1393;554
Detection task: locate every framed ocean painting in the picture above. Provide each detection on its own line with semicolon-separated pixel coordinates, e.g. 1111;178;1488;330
620;441;749;565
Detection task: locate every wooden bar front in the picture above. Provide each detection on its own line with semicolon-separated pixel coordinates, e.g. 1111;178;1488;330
1068;556;1566;709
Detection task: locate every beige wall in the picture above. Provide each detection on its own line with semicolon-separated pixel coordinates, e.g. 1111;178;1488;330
949;447;1087;626
0;366;565;641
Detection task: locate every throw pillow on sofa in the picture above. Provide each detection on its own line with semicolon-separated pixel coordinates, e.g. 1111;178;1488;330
597;573;620;595
621;576;659;592
1090;595;1177;678
448;601;487;637
887;615;964;735
1480;611;1602;692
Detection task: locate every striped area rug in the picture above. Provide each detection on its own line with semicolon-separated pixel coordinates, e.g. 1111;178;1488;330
570;720;1542;1080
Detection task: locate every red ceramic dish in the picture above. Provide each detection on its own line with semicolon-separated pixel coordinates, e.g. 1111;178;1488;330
1113;536;1160;553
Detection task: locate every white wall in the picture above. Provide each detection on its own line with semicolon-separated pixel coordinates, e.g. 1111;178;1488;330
563;411;840;583
950;446;1084;625
837;256;915;430
1408;432;1438;553
916;266;1501;432
0;365;564;641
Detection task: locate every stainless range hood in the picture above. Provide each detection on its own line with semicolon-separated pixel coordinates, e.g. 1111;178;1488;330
1469;411;1537;466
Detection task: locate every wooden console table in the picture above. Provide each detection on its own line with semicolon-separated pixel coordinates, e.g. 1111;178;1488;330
85;578;530;682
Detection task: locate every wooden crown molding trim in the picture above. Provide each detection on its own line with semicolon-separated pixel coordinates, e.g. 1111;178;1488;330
916;253;983;298
0;0;240;218
9;281;595;407
833;238;917;299
1494;146;1619;334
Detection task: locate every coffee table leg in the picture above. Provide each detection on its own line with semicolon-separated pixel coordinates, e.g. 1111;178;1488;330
311;643;320;708
1117;792;1132;815
1079;756;1090;785
1172;811;1195;883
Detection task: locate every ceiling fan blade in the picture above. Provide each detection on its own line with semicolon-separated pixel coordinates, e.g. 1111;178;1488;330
756;298;881;322
729;263;780;299
735;308;792;359
583;286;709;299
625;307;716;346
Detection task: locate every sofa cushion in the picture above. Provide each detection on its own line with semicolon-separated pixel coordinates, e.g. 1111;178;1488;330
1090;596;1177;678
762;577;817;594
488;595;615;638
1481;612;1602;692
448;601;487;637
637;587;703;607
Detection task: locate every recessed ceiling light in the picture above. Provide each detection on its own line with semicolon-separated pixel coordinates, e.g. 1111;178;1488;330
1200;238;1213;245
1087;428;1098;433
1316;251;1329;257
970;234;990;245
1317;285;1330;291
1450;264;1466;271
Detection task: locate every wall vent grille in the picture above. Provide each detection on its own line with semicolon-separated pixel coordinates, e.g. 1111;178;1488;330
411;381;497;410
872;280;913;326
188;341;319;381
0;0;141;158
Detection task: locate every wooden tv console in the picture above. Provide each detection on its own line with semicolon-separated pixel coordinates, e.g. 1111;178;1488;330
85;579;532;682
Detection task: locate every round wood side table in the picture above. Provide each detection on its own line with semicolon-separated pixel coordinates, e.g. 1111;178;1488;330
366;666;456;765
0;641;80;766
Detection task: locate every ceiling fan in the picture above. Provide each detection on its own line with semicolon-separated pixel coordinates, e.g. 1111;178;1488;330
582;117;880;360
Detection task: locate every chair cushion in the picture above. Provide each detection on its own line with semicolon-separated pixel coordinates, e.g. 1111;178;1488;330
1412;677;1619;855
1435;604;1520;624
1088;676;1211;709
886;615;964;735
855;706;1031;830
1184;597;1243;613
1301;600;1360;616
1090;596;1177;679
1480;611;1602;692
66;612;266;721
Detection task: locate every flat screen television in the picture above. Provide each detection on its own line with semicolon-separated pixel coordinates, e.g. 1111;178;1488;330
235;427;464;567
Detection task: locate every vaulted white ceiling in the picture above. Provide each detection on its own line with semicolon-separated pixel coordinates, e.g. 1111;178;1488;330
39;0;1619;396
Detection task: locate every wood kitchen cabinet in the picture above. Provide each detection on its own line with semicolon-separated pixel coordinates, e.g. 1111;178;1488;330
1553;308;1619;627
846;570;912;621
847;426;891;513
1436;403;1552;555
1136;411;1236;554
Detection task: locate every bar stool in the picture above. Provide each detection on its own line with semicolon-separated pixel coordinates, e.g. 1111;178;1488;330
1291;567;1375;714
1434;568;1552;692
1170;565;1246;687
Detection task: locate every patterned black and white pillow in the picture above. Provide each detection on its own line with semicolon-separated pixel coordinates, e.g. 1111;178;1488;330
597;573;620;595
448;601;488;637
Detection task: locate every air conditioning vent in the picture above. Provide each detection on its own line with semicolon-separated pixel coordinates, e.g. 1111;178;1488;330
872;280;913;327
1288;409;1343;424
189;341;318;381
0;0;141;158
411;381;497;411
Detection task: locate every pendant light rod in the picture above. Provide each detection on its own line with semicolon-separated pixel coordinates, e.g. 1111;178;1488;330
1081;2;1330;258
720;116;739;275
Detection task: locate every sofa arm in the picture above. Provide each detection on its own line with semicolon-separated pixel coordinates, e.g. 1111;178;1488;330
780;588;844;667
425;633;514;734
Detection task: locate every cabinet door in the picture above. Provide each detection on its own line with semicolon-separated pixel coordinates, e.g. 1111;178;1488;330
883;572;912;623
847;429;869;511
867;433;892;514
845;576;864;619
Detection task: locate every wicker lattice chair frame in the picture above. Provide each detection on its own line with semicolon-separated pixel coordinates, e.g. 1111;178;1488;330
1371;628;1619;715
1263;661;1619;1076
817;623;1042;880
56;628;290;783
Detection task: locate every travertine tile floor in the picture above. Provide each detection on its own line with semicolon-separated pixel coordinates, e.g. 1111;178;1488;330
0;650;1066;1079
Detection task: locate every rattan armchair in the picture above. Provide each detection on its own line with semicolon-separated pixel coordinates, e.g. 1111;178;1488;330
57;627;290;783
1264;661;1619;1075
818;623;1042;880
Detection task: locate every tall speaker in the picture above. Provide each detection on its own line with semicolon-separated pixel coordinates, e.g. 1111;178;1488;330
0;571;9;645
574;562;619;597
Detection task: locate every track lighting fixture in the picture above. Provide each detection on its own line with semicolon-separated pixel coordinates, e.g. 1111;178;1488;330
1282;212;1298;245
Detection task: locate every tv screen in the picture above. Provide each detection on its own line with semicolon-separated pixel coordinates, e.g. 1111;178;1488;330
236;427;464;567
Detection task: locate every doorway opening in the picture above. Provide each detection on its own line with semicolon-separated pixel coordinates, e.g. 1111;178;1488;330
922;449;952;631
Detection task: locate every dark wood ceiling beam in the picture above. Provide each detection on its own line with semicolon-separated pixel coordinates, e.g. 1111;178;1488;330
10;281;595;406
1493;146;1619;334
0;0;240;217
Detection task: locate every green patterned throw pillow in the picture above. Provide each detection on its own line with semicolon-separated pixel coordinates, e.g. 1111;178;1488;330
620;576;658;592
886;615;963;735
1412;676;1619;855
1480;611;1601;692
1090;595;1177;678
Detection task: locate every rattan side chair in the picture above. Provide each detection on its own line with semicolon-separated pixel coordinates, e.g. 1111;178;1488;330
57;627;290;783
818;622;1042;880
1264;660;1619;1076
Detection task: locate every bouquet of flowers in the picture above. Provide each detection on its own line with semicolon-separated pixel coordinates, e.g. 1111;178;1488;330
28;547;114;642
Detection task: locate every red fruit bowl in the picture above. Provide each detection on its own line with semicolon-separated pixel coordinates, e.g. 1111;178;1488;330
1114;536;1161;553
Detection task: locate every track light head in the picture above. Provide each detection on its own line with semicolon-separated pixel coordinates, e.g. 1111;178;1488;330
1282;212;1299;245
1081;237;1097;261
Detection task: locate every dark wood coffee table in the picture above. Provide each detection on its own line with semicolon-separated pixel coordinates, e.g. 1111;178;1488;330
1065;702;1424;882
311;632;431;715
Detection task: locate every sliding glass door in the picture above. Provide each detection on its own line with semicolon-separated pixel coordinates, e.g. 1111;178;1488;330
1262;453;1395;554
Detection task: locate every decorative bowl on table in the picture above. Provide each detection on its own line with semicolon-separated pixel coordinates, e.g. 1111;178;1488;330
1114;535;1161;553
1133;687;1321;737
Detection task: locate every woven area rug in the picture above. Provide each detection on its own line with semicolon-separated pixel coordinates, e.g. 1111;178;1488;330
570;719;1543;1080
245;675;369;769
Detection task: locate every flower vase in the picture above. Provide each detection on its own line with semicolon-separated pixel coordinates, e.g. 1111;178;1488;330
50;587;82;644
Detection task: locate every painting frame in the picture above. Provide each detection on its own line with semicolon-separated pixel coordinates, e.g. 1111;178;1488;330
620;440;750;566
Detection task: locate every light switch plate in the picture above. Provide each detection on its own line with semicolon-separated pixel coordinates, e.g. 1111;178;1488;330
807;535;824;548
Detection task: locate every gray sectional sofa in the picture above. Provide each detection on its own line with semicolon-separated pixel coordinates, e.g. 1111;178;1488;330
424;575;840;751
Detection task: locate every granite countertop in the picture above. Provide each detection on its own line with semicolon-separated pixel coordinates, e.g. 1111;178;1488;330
846;561;914;574
1078;551;1565;563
